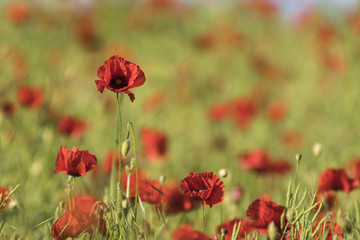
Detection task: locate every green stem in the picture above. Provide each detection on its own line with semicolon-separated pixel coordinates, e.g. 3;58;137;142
128;122;138;219
72;176;75;210
117;93;123;210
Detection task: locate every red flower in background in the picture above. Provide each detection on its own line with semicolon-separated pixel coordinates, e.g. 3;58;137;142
67;195;107;235
1;101;16;117
313;216;344;240
239;149;291;175
95;55;146;102
17;86;43;109
349;159;360;180
318;168;359;194
280;130;304;150
230;97;257;129
55;146;97;177
5;2;31;24
102;151;124;175
315;191;337;211
208;103;229;122
57;116;87;138
267;101;287;123
51;210;92;240
217;218;252;240
172;224;212;240
246;194;286;232
180;172;224;207
141;127;168;161
0;187;10;209
160;184;200;215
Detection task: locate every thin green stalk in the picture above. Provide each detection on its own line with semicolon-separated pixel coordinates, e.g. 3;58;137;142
128;122;138;219
116;93;123;210
202;200;205;234
72;176;75;210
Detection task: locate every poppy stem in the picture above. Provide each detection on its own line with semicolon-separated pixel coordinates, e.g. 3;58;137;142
72;176;75;210
128;122;139;220
116;93;123;210
202;200;205;233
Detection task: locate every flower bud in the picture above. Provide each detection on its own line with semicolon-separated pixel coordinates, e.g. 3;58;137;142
295;154;302;163
267;221;277;240
313;143;322;157
121;199;129;209
121;139;131;158
219;169;228;178
159;175;166;184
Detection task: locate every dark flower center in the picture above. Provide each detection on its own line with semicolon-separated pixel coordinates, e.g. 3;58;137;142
195;187;207;193
110;77;127;89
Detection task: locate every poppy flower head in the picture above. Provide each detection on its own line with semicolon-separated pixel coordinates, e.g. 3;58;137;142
51;210;92;240
160;184;200;215
349;158;360;180
1;101;16;117
217;218;252;240
102;151;124;175
172;224;212;240
318;168;359;194
57;116;87;138
141;127;168;161
95;55;146;102
17;86;43;109
67;195;107;235
230;97;257;129
246;194;286;232
208;103;229;122
55;146;97;177
6;2;31;24
267;101;287;123
180;172;225;208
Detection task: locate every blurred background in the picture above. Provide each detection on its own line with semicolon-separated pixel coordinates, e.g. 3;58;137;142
1;0;360;237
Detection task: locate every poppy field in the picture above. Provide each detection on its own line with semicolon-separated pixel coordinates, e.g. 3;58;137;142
2;0;360;239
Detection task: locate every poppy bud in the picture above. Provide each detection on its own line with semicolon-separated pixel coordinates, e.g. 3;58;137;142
122;199;129;209
295;154;302;163
159;175;166;184
219;169;228;178
122;139;131;157
267;221;277;240
313;143;322;157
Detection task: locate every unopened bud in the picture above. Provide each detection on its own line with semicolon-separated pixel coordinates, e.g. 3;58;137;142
122;199;129;209
121;139;131;158
267;221;277;240
8;200;17;209
295;154;302;163
219;169;228;178
313;143;322;157
159;175;166;184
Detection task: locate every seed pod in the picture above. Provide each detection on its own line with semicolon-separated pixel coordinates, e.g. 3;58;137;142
219;169;228;178
267;221;277;240
121;139;131;157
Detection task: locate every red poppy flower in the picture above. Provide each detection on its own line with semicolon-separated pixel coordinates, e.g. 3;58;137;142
313;216;343;240
239;150;291;175
67;195;107;235
160;184;199;215
243;0;277;17
267;101;287;123
6;2;31;24
51;210;92;240
95;55;146;102
180;172;225;207
75;15;99;50
246;194;286;233
315;191;337;211
57;116;87;138
0;187;10;209
172;224;212;240
318;168;359;194
55;146;97;177
217;218;252;240
349;158;360;180
208;103;229;122
17;86;43;109
141;127;168;161
230;97;257;129
1;101;16;117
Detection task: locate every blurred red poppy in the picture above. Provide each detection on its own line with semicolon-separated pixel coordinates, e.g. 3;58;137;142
313;216;343;240
160;184;199;215
349;158;360;180
180;172;224;207
102;151;124;175
217;218;252;240
95;55;146;102
1;101;16;117
267;101;287;123
315;191;337;211
246;194;286;232
172;224;212;240
230;97;257;129
239;149;291;175
0;187;10;209
208;103;229;122
141;127;168;161
57;116;87;138
242;0;277;17
5;2;31;24
17;86;43;109
51;210;92;240
67;195;107;235
318;168;359;194
75;15;99;50
230;186;243;203
280;130;304;150
55;146;97;177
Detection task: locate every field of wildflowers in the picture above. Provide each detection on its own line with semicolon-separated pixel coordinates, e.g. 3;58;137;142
1;0;360;239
